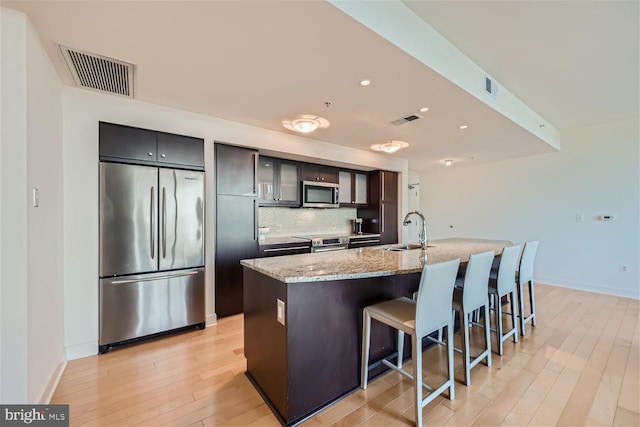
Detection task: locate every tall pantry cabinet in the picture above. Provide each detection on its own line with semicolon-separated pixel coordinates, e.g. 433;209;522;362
358;170;398;245
215;143;259;317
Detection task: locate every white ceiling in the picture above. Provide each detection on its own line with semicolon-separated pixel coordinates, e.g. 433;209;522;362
3;0;638;172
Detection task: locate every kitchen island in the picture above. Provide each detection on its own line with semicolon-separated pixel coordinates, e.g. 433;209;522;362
241;238;511;426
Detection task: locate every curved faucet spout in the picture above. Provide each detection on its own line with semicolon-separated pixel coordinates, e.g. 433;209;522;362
402;211;428;249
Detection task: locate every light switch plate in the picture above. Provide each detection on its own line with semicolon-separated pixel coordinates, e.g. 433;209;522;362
277;299;285;325
33;188;39;208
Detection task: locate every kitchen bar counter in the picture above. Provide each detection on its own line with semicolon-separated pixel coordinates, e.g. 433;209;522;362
242;238;511;426
242;237;510;282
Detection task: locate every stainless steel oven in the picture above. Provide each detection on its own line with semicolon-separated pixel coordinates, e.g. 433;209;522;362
308;236;350;252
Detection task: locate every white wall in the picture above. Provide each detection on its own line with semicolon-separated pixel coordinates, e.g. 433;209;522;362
25;13;66;403
62;88;409;359
0;7;65;403
421;117;640;299
0;7;29;403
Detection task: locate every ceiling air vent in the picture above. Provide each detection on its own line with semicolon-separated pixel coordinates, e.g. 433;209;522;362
390;113;422;126
485;75;498;98
59;45;135;98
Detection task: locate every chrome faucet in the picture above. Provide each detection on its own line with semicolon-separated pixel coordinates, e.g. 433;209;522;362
402;211;428;249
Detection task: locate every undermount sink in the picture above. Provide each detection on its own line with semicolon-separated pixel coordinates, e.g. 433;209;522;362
382;243;433;251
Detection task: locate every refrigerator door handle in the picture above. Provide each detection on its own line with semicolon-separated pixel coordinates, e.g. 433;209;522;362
162;186;167;258
111;270;199;285
150;186;156;259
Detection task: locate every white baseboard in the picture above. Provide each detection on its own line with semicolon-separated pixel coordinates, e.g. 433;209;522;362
66;341;98;360
206;313;218;327
537;276;640;300
38;358;67;404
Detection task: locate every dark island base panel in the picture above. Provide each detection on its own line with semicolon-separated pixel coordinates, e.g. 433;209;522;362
243;268;424;426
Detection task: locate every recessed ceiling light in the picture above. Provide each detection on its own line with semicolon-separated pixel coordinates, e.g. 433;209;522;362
459;125;468;130
444;159;453;166
360;79;371;86
370;140;409;153
282;115;330;133
419;107;429;112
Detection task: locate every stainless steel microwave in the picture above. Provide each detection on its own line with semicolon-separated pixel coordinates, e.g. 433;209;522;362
301;180;340;208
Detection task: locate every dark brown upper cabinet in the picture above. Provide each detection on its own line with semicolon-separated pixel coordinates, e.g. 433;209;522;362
214;143;258;196
99;122;204;170
338;170;368;207
258;156;300;207
300;162;338;184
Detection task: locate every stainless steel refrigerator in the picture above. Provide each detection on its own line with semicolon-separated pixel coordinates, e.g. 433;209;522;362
99;162;205;353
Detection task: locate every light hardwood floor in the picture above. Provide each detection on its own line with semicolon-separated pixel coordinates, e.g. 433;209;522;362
52;283;639;426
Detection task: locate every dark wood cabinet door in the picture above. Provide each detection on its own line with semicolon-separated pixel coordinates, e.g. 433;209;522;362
339;170;368;207
215;195;258;317
99;122;157;163
381;171;398;203
358;170;398;243
257;156;277;204
300;163;338;184
215;143;258;196
258;242;311;257
277;159;300;206
380;202;398;244
157;132;204;169
258;157;300;206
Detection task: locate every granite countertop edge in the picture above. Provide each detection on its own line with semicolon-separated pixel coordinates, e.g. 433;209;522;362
242;238;512;284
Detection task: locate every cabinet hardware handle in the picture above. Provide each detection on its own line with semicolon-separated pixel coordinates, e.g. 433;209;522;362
148;152;153;156
253;199;258;241
161;153;166;158
350;239;380;245
263;246;309;252
252;153;258;195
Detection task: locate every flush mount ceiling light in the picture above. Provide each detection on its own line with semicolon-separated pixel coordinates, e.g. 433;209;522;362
360;79;371;86
370;140;409;153
459;125;469;130
444;159;453;166
419;107;429;112
282;115;330;133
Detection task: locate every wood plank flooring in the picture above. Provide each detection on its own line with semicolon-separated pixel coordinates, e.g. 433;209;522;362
51;283;639;426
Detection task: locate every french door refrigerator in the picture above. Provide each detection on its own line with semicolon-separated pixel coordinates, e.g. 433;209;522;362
99;162;205;353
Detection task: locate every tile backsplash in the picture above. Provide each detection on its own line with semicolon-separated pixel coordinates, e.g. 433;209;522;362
259;207;358;236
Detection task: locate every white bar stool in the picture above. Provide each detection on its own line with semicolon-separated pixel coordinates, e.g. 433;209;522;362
517;240;539;335
452;250;494;386
488;244;521;355
361;258;460;427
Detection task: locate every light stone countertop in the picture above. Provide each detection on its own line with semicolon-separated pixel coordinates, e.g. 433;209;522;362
241;238;512;283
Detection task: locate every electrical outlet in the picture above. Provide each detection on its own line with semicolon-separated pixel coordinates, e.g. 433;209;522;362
619;264;628;273
277;299;285;325
575;213;584;222
275;224;283;232
331;223;336;230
